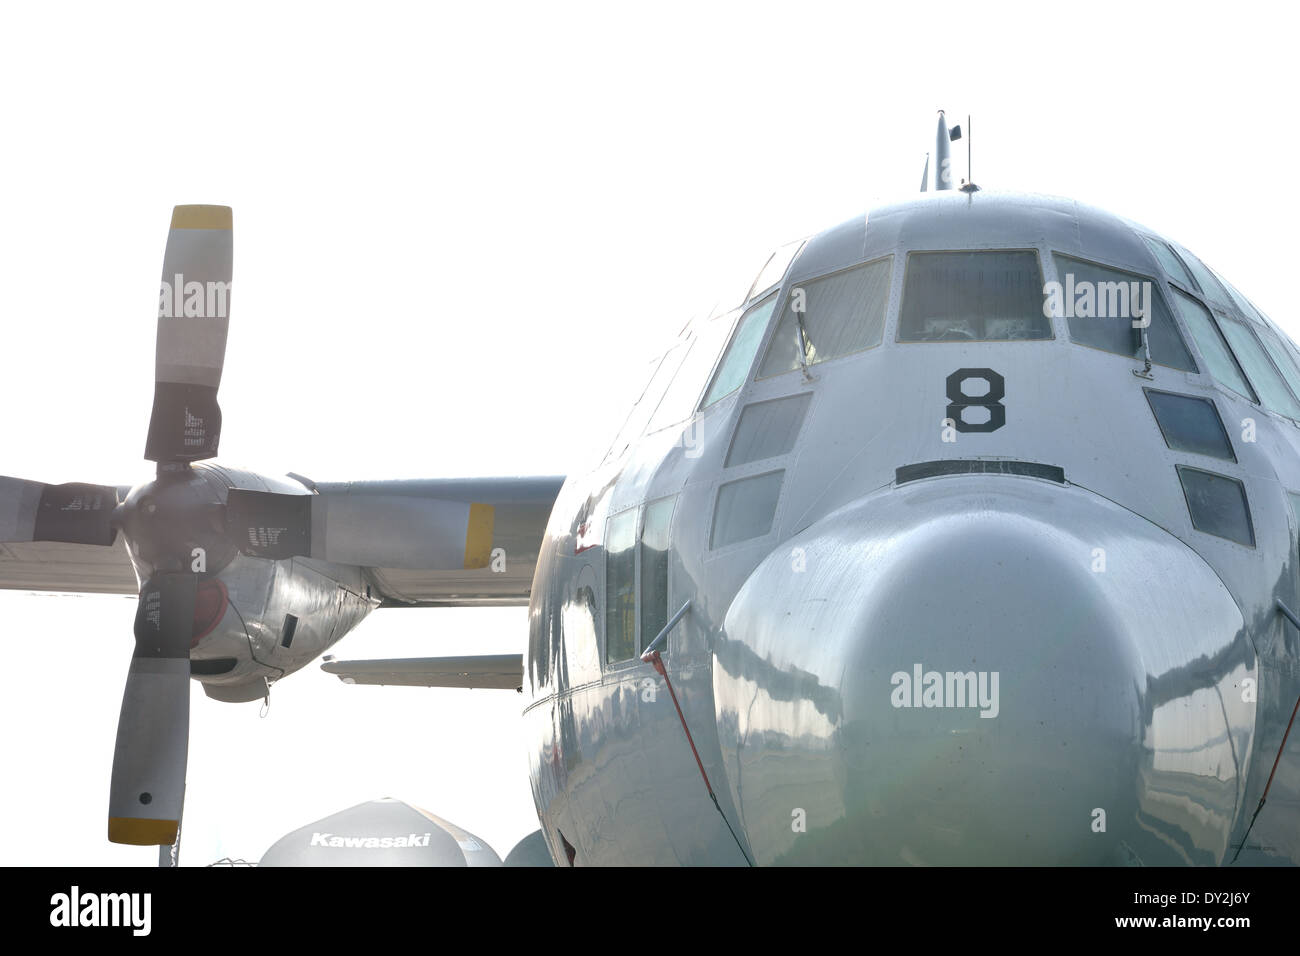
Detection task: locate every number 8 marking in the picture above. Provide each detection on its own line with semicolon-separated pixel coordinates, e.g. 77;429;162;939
946;368;1005;433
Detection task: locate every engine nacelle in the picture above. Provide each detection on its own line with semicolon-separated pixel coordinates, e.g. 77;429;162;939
120;463;379;702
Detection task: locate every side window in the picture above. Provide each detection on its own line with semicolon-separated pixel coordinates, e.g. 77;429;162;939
1257;328;1300;405
702;294;778;408
605;346;688;462
1144;389;1235;461
757;256;893;378
1171;290;1257;402
1171;246;1232;310
711;471;784;548
1213;271;1268;323
1052;253;1197;371
1176;466;1255;547
1216;316;1300;419
747;239;805;302
604;509;638;663
639;496;676;648
1142;236;1198;290
646;312;737;433
898;250;1050;342
604;498;678;665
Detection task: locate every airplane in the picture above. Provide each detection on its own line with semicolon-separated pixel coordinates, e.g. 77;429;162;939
2;111;1297;865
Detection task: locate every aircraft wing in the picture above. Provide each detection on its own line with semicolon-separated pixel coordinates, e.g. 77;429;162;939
321;654;524;690
0;474;562;605
0;537;138;595
306;476;564;607
0;479;137;595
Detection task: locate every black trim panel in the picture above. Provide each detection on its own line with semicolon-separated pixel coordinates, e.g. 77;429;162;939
896;459;1065;485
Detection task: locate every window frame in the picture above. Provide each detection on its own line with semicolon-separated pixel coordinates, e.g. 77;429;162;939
896;247;1054;344
1140;235;1200;293
1215;310;1300;420
638;494;678;655
754;254;895;381
746;239;807;304
708;468;786;552
1175;464;1256;549
602;496;679;668
699;290;781;411
1050;250;1197;372
603;506;640;666
1169;286;1260;404
1143;387;1236;462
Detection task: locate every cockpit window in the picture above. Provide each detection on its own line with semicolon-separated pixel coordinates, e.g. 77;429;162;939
1256;328;1300;407
605;344;688;462
898;250;1050;342
1212;272;1262;322
1172;246;1231;309
702;294;778;408
1142;236;1198;290
1171;289;1257;402
1052;253;1197;371
646;309;738;433
747;240;805;303
1216;315;1300;419
757;256;892;378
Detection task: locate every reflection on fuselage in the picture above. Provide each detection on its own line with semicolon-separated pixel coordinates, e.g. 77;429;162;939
524;191;1300;866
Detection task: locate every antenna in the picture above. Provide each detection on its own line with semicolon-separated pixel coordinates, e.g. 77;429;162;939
959;113;980;193
930;110;978;192
935;111;953;190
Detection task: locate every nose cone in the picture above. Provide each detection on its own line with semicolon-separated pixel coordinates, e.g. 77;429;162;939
714;477;1251;865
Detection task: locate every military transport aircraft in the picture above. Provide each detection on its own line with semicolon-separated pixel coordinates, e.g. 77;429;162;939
2;113;1297;865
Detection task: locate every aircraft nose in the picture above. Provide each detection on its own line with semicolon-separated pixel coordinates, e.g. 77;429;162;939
713;476;1250;865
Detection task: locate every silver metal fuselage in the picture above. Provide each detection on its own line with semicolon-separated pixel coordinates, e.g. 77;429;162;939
522;191;1300;865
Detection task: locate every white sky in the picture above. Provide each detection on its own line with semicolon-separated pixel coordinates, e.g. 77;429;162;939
1;1;1297;865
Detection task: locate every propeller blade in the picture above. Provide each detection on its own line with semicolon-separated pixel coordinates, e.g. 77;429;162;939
225;489;495;570
144;205;233;463
0;476;118;545
108;573;195;845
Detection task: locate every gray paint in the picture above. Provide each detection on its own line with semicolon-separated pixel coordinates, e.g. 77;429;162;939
525;190;1300;865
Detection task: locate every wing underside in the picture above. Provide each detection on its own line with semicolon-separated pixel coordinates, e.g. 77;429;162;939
321;654;523;690
0;537;138;595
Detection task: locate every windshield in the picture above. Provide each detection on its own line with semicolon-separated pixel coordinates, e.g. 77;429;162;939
898;250;1050;342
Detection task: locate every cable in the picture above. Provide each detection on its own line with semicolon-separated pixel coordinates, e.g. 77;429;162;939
1231;689;1300;863
642;649;753;866
227;598;286;684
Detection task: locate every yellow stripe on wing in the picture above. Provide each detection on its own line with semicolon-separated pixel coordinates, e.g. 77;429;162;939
463;503;495;569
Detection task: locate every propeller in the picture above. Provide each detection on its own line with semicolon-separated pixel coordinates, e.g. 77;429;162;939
145;204;232;463
1;203;496;850
107;573;196;845
108;205;233;846
0;205;233;848
0;477;119;546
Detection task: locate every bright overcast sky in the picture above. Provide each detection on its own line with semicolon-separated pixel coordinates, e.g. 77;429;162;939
0;1;1295;865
